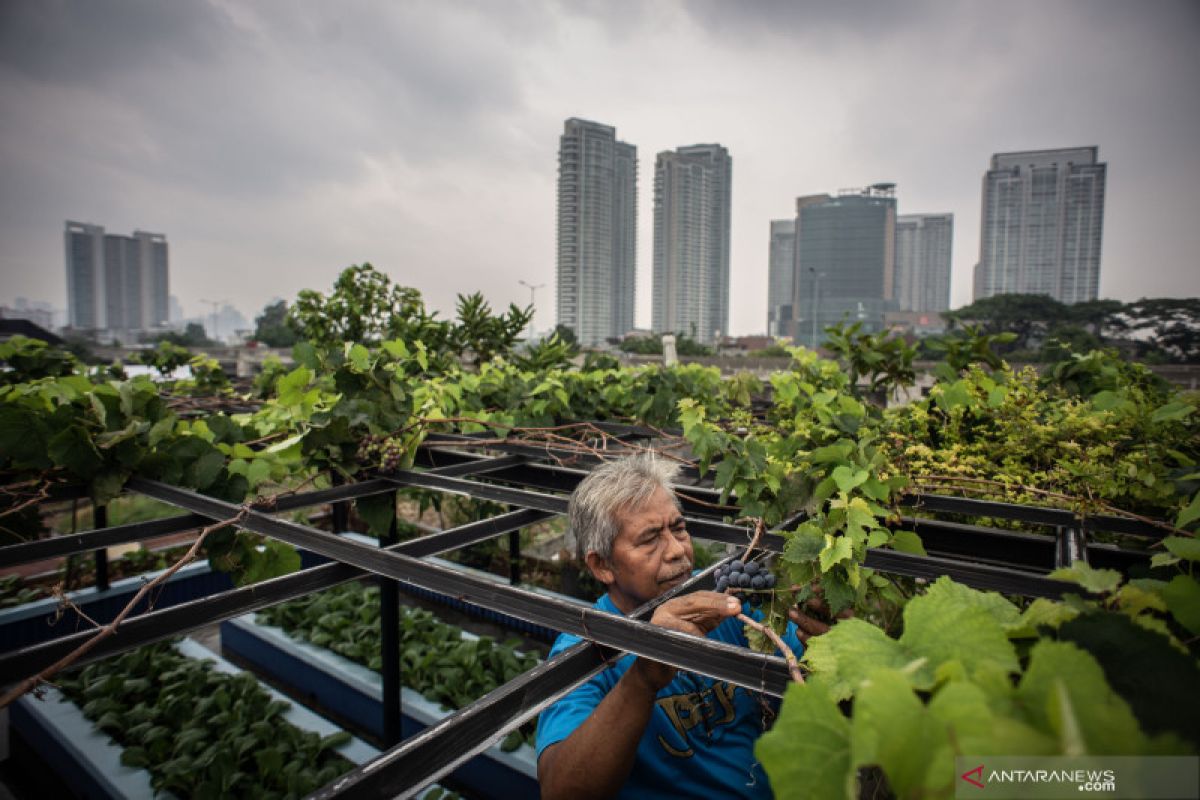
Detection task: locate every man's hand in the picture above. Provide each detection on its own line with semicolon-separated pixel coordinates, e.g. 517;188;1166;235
788;582;854;642
629;591;742;691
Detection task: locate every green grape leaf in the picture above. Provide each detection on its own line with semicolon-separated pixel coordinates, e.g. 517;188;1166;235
804;618;912;701
1150;401;1194;424
1160;575;1200;635
849;668;947;798
899;578;1019;684
235;538;301;587
819;535;854;572
1015;640;1144;754
1176;494;1200;530
822;569;857;616
831;465;868;494
1057;612;1200;746
356;492;396;538
1048;564;1123;595
756;682;854;800
0;405;51;468
91;468;130;505
1006;598;1079;638
1162;535;1200;562
47;424;103;477
890;530;926;556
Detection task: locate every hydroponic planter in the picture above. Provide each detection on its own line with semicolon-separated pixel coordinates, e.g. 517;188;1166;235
0;560;233;651
220;612;539;799
301;531;587;642
10;638;377;800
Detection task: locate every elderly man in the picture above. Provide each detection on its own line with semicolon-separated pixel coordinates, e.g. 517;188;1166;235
536;455;804;800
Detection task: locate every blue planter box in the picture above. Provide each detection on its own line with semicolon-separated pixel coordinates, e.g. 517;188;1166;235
221;612;540;799
0;560;234;652
10;638;378;800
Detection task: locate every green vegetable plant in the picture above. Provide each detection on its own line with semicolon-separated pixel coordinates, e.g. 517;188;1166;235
56;641;355;799
257;581;541;750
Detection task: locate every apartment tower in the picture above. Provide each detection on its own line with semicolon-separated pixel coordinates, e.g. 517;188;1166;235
651;144;732;345
975;146;1106;303
895;213;953;313
555;118;637;346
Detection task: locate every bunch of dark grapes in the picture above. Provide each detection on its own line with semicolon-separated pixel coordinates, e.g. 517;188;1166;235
356;434;407;472
714;559;777;606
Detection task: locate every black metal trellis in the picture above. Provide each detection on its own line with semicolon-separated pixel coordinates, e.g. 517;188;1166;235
0;437;1168;800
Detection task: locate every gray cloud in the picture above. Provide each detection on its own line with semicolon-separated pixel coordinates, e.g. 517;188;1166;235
0;0;1197;333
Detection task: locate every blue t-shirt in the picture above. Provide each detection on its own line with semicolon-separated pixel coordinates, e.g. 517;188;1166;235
536;593;804;800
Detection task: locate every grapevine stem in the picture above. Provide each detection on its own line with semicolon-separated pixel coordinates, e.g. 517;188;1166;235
736;613;804;684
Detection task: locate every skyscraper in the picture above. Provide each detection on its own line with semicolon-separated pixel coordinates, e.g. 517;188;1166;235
555;118;637;346
65;221;169;332
895;213;953;313
766;219;796;337
793;185;897;348
65;221;105;329
651;144;732;345
975;146;1106;304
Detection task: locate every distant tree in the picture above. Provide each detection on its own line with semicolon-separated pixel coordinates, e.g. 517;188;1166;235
1122;298;1200;363
451;292;532;365
943;294;1067;353
253;300;298;348
288;263;441;347
617;333;713;357
552;324;578;348
144;323;215;349
619;335;662;355
287;263;536;366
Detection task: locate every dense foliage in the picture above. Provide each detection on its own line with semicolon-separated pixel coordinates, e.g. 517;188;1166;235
3;265;1198;797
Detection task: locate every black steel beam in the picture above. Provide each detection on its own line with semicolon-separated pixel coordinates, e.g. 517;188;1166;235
901;493;1164;538
0;509;554;683
0;513;210;569
126;478;798;696
861;548;1079;599
0;478;400;568
422;453;528;478
898;516;1057;572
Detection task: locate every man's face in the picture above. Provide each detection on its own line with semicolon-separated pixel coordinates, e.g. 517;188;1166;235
587;485;693;615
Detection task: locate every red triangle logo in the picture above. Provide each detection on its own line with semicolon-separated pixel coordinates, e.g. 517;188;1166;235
961;765;985;789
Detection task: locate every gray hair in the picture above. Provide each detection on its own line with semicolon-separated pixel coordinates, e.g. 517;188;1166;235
569;454;681;562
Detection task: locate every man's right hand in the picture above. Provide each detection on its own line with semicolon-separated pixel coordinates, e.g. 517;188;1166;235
629;591;742;692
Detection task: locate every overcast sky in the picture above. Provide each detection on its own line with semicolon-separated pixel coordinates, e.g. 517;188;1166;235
2;0;1198;335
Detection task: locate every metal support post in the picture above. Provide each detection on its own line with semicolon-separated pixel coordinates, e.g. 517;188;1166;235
508;529;521;586
330;471;350;533
94;505;109;592
380;491;402;747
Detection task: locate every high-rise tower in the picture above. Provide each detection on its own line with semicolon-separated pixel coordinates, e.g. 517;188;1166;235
895;213;953;313
975;147;1105;303
651;144;732;345
766;219;796;337
64;221;169;332
793;185;897;348
555;118;637;346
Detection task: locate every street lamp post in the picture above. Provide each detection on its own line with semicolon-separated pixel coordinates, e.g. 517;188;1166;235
200;298;223;342
809;269;824;350
518;280;544;331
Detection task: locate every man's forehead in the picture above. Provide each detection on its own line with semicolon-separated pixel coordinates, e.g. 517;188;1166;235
617;488;679;526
